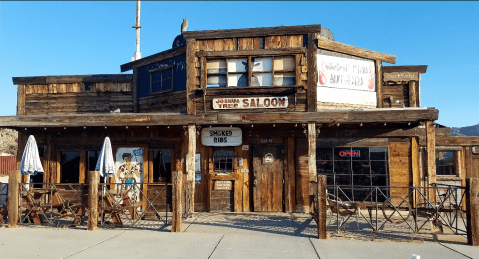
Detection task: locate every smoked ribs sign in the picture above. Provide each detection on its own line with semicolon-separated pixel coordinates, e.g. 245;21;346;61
317;54;377;106
212;97;288;110
201;127;242;146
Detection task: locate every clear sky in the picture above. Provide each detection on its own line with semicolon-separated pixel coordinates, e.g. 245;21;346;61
1;1;478;127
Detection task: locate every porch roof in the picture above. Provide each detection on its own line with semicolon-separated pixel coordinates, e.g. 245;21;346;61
0;108;438;128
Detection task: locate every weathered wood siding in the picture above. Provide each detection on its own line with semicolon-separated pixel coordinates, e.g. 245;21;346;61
23;82;133;115
139;90;187;113
295;138;310;213
389;141;412;198
381;82;410;108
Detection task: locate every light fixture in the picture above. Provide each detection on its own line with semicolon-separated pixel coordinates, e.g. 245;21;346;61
64;127;66;130
251;124;254;127
44;127;46;130
384;122;387;126
209;125;212;128
360;123;363;127
105;126;108;129
295;123;297;127
230;125;232;127
146;125;149;129
273;124;275;127
408;122;411;126
337;123;340;126
126;126;128;129
167;125;170;129
84;126;86;129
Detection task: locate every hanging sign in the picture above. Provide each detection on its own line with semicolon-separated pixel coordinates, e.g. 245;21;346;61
317;54;377;106
339;150;360;157
201;127;242;146
383;72;418;82
212;97;288;109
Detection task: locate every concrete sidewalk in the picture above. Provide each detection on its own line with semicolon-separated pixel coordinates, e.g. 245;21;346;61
0;212;477;258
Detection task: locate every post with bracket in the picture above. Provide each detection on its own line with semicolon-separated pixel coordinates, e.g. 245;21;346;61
317;174;327;239
466;177;479;246
7;170;21;228
87;171;99;231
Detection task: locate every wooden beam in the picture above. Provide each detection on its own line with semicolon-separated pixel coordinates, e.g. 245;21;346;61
87;170;99;231
307;33;318;112
409;81;417;107
317;38;396;64
375;61;383;108
171;171;182;232
187;124;196;213
286;137;295;212
466;177;479;246
79;150;86;183
13;74;133;85
317;174;327;239
196;48;306;58
121;46;187;72
383;65;428;73
436;136;479;146
426;121;436;193
308;122;317;182
183;24;321;40
132;68;139;113
7;170;21;228
186;39;196;115
17;84;25;115
411;137;420;207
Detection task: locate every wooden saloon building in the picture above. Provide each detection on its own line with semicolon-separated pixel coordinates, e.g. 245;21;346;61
2;24;479;214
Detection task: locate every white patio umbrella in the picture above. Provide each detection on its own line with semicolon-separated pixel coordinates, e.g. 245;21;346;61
18;135;44;190
95;136;115;181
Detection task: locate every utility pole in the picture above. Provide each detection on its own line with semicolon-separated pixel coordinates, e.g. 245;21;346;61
132;0;141;61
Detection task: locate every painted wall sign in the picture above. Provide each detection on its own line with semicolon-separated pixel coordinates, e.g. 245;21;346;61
383;72;418;82
263;153;274;164
317;54;377;106
201;127;242;146
214;180;232;190
212;96;288;109
339;150;360;157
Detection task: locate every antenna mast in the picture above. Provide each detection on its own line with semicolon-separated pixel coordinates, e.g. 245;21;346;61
132;0;141;61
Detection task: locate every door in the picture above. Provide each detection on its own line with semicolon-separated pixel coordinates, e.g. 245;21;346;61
253;144;284;212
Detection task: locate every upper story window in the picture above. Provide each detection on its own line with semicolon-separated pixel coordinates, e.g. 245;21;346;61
436;150;457;176
206;56;295;88
150;66;174;94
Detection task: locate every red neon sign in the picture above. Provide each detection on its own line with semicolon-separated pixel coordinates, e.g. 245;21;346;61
339;150;360;157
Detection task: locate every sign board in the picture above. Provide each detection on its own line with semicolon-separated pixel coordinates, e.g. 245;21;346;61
212;97;288;109
383;72;418;82
339;150;360;157
214;180;232;190
241;169;249;173
201;127;242;146
317;54;377;106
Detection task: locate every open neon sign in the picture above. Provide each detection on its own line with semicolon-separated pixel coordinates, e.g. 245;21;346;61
339;150;360;157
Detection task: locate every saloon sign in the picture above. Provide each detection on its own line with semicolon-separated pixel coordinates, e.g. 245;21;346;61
201;127;242;146
212;97;288;110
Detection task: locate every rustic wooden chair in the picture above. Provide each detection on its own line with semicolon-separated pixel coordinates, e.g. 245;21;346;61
326;193;360;230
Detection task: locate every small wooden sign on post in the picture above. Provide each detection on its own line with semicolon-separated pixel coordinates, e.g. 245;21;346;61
214;180;232;190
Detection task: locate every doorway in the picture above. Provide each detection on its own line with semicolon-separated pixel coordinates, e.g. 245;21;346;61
252;144;284;212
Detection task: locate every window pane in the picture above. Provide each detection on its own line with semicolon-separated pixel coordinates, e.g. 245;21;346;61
228;58;248;73
371;175;387;186
228;74;248;87
163;79;173;91
163;68;173;79
213;150;234;173
153;150;172;182
352;161;370;174
207;75;227;87
274;56;295;71
273;72;295;86
207;59;226;73
317;160;333;174
61;151;80;184
371;161;387;174
151;71;162;82
370;147;387;160
152;82;162;92
353;175;371;186
251;73;272;86
334;161;351;175
352;147;369;161
317;147;333;160
252;57;272;72
335;175;351;186
334;147;351;161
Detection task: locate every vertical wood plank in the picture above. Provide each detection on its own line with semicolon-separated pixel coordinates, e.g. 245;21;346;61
375;60;383;108
87;170;99;231
172;171;182;232
234;146;242;212
242;140;250;212
317;174;327;239
7;170;21;228
295;55;301;86
411;137;420;207
17;84;26;115
466;178;479;246
187;124;196;213
308;122;317;183
207;146;213;211
409;80;417;107
286;137;295;212
79;150;86;183
186;39;197;115
307;33;318;112
426;121;436;199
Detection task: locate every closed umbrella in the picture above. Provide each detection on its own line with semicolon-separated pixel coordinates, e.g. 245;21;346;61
19;135;44;190
95;137;115;201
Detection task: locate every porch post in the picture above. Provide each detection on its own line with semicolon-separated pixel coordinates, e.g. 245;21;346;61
187;123;196;215
426;121;436;199
7;170;21;228
87;171;99;231
172;171;182;232
308;122;317;213
317;174;327;239
466;178;479;246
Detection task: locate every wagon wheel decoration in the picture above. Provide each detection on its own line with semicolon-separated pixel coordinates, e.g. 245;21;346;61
381;196;411;224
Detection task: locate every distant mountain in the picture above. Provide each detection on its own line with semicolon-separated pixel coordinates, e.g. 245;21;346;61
451;124;479;136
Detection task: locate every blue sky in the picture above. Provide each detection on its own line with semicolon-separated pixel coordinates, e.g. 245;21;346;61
1;1;478;127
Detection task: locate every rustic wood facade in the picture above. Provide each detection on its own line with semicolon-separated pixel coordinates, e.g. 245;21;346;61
3;24;479;215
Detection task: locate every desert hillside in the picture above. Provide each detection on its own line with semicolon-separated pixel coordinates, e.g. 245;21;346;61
0;128;18;156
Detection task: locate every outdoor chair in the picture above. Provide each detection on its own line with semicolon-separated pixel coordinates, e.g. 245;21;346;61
326;192;360;230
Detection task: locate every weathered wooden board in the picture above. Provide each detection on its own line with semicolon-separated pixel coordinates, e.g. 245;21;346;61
253;144;284;212
389;141;411;198
183;25;321;40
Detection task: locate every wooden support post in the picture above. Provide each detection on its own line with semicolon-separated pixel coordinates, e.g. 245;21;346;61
409;80;417;107
375;60;383;108
172;171;182;232
466;178;479;246
7;170;21;228
317;174;327;239
411;137;420;207
187;124;196;214
426;121;436;200
307;33;318;112
308;122;317;183
87;171;99;231
186;39;197;115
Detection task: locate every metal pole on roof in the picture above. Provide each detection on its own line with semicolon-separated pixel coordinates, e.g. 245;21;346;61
132;0;141;61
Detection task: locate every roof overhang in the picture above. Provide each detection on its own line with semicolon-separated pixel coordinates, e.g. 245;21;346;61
12;74;132;85
0;108;438;128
